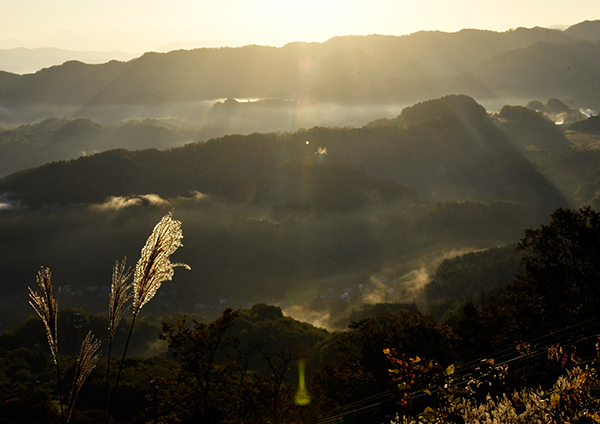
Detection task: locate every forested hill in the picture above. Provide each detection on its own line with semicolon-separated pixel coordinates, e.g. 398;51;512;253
1;22;600;107
0;70;18;87
0;95;567;212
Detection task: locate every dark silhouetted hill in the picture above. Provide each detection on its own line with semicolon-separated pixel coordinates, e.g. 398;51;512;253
494;105;571;150
0;118;200;177
0;47;138;75
565;20;600;41
568;115;600;133
0;60;129;105
480;41;600;101
526;98;587;125
0;70;19;87
0;24;594;108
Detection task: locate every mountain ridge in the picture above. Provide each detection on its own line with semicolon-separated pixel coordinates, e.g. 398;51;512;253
0;22;598;109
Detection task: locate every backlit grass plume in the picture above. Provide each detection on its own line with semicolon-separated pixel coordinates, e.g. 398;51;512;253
29;267;59;363
132;210;190;317
108;257;132;342
67;331;101;424
28;267;64;423
104;257;132;419
107;210;189;422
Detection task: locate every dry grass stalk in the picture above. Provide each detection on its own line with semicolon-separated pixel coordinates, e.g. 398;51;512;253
28;267;59;363
105;257;132;419
107;210;189;422
132;210;190;317
28;266;64;423
108;257;132;342
67;331;101;424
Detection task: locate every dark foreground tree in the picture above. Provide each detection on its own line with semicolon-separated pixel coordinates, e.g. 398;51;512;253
310;310;453;423
505;206;600;340
159;308;241;423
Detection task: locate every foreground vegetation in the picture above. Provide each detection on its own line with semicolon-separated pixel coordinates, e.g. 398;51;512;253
1;206;599;423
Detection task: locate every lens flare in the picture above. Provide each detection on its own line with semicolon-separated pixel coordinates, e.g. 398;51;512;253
295;359;311;406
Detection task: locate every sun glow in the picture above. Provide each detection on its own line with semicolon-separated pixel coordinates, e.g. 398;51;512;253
273;0;345;21
2;0;600;52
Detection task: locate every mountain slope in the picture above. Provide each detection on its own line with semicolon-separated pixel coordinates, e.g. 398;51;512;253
565;20;600;41
0;25;587;108
0;47;137;75
0;95;567;213
0;70;18;88
0;118;200;177
480;41;600;100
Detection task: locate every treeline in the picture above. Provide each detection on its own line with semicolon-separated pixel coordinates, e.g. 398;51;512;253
0;304;328;423
2;23;600;109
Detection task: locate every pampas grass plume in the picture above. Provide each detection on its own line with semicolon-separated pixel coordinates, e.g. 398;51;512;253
132;210;190;316
67;331;101;423
108;257;132;342
28;267;59;364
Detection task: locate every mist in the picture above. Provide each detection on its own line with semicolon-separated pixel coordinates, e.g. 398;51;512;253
2;23;600;333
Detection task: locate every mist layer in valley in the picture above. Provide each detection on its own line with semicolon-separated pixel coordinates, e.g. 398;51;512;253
2;21;600;181
2;93;600;332
3;21;600;331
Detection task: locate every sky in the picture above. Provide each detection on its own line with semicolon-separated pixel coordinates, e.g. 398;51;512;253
1;0;600;52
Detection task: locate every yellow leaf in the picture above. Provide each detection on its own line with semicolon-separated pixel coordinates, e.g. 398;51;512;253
551;393;561;409
446;364;455;376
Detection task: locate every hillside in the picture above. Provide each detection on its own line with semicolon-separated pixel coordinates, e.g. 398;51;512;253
565;19;600;41
493;105;572;150
0;118;202;177
479;41;600;104
0;70;18;87
0;47;137;74
0;95;567;211
0;95;572;331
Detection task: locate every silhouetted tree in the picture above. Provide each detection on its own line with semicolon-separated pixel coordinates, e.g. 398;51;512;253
505;206;600;340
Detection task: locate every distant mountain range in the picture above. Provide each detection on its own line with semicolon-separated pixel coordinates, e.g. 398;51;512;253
1;21;600;115
0;47;138;75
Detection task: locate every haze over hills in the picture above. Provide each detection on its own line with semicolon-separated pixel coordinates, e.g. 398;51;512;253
2;20;600;333
0;95;567;209
6;7;600;422
0;118;203;177
2;21;600;127
0;47;138;75
1;94;594;331
0;28;227;55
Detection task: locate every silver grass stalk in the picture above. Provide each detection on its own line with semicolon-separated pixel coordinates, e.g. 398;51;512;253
108;257;132;342
28;267;64;423
107;210;189;423
132;210;190;317
28;267;59;364
67;331;101;424
105;257;132;419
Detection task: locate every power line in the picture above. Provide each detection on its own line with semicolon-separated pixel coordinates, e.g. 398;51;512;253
317;314;600;423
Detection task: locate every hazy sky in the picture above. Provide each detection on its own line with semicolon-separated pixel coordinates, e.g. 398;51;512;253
1;0;600;51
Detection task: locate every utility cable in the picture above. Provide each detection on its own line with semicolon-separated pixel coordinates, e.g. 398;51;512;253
317;313;600;423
